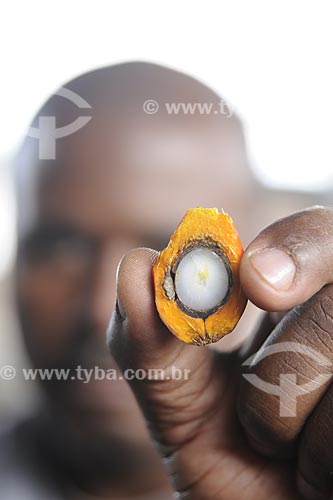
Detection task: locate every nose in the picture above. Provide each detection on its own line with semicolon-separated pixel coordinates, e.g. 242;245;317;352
85;240;128;339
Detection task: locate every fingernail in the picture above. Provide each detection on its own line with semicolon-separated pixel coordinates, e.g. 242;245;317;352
249;248;296;291
115;297;126;322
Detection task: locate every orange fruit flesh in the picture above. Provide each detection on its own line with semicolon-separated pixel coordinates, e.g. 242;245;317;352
153;207;247;345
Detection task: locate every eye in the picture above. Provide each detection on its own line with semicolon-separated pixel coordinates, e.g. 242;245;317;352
21;223;95;263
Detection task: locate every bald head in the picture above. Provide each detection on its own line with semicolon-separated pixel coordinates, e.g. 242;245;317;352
15;61;255;240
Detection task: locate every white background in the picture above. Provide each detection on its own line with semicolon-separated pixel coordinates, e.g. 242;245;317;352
0;0;333;276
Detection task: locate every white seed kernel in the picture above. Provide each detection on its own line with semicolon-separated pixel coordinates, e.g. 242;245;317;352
174;248;230;313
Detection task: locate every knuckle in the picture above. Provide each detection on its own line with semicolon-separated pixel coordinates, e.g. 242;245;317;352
238;378;294;454
284;287;333;366
302;204;333;222
302;287;333;360
271;205;333;259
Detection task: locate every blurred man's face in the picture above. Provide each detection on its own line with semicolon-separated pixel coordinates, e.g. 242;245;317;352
16;105;250;442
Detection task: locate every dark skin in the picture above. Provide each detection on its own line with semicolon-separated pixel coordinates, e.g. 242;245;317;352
15;62;256;498
16;62;332;498
108;206;333;500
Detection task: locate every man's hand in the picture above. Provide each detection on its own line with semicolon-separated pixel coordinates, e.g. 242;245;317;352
107;206;333;500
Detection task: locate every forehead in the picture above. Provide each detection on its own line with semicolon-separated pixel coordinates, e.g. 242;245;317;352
36;113;247;239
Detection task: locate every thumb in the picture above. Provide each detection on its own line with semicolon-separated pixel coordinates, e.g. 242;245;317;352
240;206;333;311
107;247;228;455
